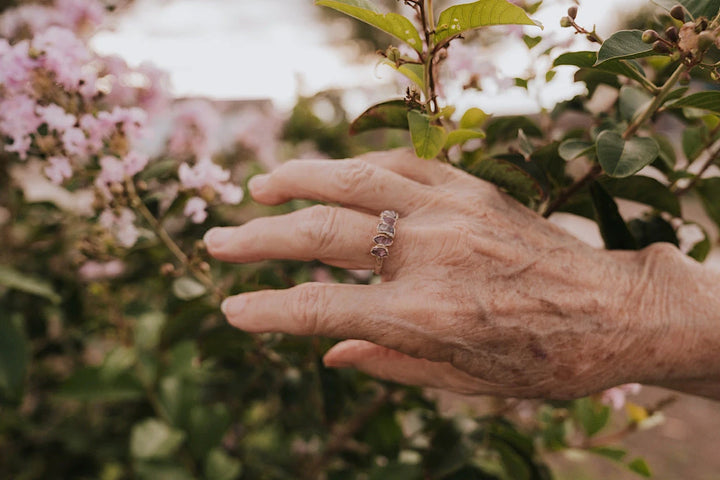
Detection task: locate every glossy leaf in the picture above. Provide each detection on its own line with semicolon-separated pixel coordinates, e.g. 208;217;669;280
485;116;542;144
130;418;186;460
596;30;656;65
350;99;409;135
435;0;540;45
695;177;720;231
469;156;543;203
596;131;659;178
558;139;595;161
408;110;447;159
0;315;28;403
652;0;720;19
628;215;679;248
445;128;486;148
381;60;425;91
619;86;652;123
669;92;720;115
590;182;638;250
600;176;681;216
460;107;490;129
315;0;423;52
554;51;649;85
0;265;61;304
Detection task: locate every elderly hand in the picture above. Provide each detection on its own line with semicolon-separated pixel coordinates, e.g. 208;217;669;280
204;149;720;399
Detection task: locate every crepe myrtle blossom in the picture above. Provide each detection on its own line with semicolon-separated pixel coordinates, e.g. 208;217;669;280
78;259;125;281
0;0;105;39
184;197;209;224
178;158;243;223
99;207;140;248
0;94;43;159
44;156;74;185
94;152;149;197
168;100;222;159
601;383;642;410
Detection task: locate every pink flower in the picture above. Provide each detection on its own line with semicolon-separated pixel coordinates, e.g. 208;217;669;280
95;152;150;197
99;208;139;248
184;197;208;224
56;0;106;33
178;157;243;207
78;259;125;281
44;156;73;184
0;40;37;92
32;27;91;91
123;151;149;177
37;104;77;132
601;383;642;410
97;156;125;184
0;94;42;159
168;100;221;158
62;127;88;157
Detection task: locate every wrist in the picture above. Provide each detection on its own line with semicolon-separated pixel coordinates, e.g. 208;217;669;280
622;243;720;397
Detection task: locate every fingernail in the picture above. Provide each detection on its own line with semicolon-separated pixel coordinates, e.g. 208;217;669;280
248;174;269;193
204;227;233;249
221;296;243;316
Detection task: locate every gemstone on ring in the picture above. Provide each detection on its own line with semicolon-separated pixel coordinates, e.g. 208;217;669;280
370;246;389;258
373;234;394;246
377;223;395;236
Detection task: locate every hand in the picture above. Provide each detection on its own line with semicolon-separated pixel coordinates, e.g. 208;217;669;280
204;149;711;399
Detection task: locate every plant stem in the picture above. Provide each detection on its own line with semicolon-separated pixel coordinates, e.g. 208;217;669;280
419;0;438;113
542;164;602;218
674;140;720;196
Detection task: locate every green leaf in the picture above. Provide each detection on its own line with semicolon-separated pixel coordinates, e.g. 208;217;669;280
445;129;486;148
435;0;540;46
0;266;61;304
315;0;423;52
558;139;595;161
590;446;627;462
350;100;409;135
554;51;649;86
469;156;543;204
686;223;711;262
669;92;720;115
695;177;720;231
485;116;542;144
628;215;679;248
573;397;611;437
135;462;194;480
172;276;207;301
628;458;652;477
380;60;425;91
596;30;656;65
523;34;542;49
188;404;232;458
596;131;659;178
59;367;145;402
683;124;709;162
652;133;677;172
619;86;653;123
408;110;447;159
205;448;242;480
130;418;186;460
460;107;490;129
600;176;681;216
652;0;720;19
0;315;28;403
590;182;638;250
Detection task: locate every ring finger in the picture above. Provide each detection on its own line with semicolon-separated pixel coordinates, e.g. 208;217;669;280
204;205;407;272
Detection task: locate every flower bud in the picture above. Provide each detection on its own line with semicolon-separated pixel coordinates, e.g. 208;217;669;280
697;30;715;50
560;16;573;28
136;180;148;192
665;26;679;42
568;6;578;19
642;29;659;43
110;182;124;196
199;262;210;273
194;240;206;251
695;18;709;32
160;263;175;276
653;40;672;53
680;71;691;85
670;5;685;21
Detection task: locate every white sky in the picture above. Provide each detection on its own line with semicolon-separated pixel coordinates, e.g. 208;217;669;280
91;0;646;114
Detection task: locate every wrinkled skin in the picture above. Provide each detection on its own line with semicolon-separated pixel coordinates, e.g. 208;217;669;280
205;149;720;400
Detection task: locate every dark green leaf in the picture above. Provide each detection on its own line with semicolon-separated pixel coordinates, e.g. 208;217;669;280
652;0;720;19
628;215;679;248
590;182;638;250
558;139;595;161
596;31;656;65
315;0;423;52
669;92;720;114
628;458;652;477
368;462;423;480
485;116;542;144
0;315;28;403
590;446;627;462
600;176;681;216
188;404;232;458
523;35;542;49
573;397;611;437
435;0;540;45
596;131;659;178
468;156;543;204
350;100;409;135
554;51;649;86
695;177;720;232
408;110;447;159
686;223;711;262
0;266;61;304
59;367;144;402
652;133;677;172
619;86;652;123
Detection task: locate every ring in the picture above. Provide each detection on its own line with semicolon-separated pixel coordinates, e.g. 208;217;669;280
370;210;398;275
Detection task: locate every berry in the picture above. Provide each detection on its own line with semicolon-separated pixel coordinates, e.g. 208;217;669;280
653;40;672;53
665;26;679;42
642;29;659;43
670;5;685;21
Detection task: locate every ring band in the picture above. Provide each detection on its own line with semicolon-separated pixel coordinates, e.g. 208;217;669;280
371;210;398;275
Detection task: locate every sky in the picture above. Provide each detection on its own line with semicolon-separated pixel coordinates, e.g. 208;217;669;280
91;0;647;114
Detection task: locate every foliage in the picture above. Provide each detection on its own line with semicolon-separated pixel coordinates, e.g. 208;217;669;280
2;0;720;478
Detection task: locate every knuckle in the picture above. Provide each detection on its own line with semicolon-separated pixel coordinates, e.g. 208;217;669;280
298;205;338;255
333;159;374;194
290;283;325;335
434;221;476;264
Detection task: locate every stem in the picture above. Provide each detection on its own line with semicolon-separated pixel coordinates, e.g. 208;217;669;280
674;140;720;196
419;0;439;113
623;64;687;140
542;164;602;218
125;179;223;302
